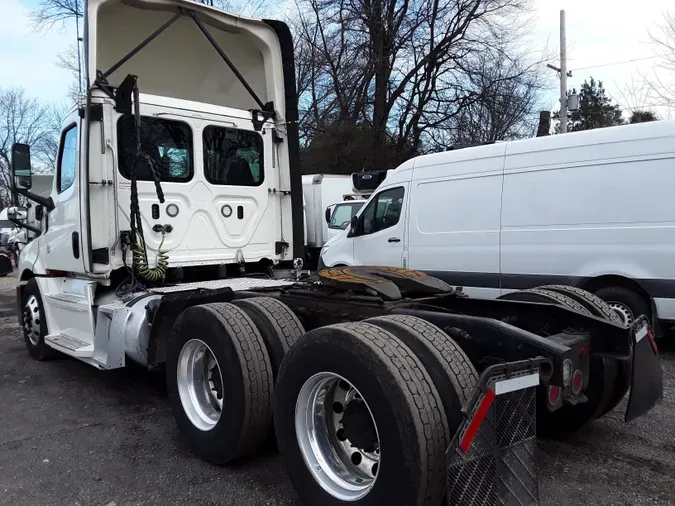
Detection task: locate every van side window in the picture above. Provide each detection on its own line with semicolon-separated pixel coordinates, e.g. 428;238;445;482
57;124;78;193
359;187;405;235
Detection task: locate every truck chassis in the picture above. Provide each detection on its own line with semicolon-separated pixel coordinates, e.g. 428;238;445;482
17;266;663;506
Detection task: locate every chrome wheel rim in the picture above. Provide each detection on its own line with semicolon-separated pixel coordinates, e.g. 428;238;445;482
176;339;223;431
608;302;633;327
23;295;41;346
295;372;380;501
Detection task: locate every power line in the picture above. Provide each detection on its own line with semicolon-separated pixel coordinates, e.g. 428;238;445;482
571;55;660;72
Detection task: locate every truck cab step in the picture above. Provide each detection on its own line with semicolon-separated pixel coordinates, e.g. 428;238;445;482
45;332;94;357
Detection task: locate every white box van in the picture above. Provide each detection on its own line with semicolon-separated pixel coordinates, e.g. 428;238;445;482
320;120;675;331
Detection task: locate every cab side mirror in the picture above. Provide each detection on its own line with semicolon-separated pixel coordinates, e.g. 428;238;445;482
35;205;44;222
325;207;332;224
11;143;32;190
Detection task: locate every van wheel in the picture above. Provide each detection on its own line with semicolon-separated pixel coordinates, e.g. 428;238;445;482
275;322;448;506
21;279;57;361
166;303;273;464
594;286;650;328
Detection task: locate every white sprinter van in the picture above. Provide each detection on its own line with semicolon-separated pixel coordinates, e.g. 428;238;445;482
319;120;675;332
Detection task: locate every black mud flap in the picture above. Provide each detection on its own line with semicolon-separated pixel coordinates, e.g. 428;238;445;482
447;358;550;506
0;254;12;275
625;316;663;423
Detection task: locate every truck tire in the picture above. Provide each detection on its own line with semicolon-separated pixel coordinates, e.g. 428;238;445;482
536;285;631;417
538;357;618;438
166;303;273;464
21;279;57;361
504;287;593;316
233;297;305;379
499;288;616;438
594;285;650;328
367;315;478;434
536;285;624;326
274;322;448;506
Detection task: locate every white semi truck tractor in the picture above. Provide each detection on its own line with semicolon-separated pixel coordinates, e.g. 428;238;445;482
9;1;662;505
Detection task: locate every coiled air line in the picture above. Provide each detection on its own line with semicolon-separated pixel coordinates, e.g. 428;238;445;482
128;76;169;284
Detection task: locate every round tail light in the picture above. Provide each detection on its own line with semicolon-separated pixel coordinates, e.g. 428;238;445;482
572;370;583;395
548;385;561;407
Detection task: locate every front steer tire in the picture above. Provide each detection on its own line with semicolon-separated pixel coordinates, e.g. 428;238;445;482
274;322;448;506
21;278;57;361
166;303;274;464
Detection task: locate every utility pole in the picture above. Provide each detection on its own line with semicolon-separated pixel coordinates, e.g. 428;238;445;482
559;9;568;133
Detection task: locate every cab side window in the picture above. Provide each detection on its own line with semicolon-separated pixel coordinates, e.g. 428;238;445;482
57;125;78;193
358;187;405;236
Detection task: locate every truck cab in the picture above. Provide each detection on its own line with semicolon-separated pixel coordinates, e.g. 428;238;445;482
14;0;303;285
11;0;304;366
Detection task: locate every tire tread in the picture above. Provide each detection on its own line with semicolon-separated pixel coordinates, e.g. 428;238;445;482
202;302;273;459
539;284;624;325
336;321;448;506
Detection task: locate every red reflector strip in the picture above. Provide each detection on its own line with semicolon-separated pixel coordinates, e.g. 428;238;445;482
459;388;496;453
648;330;659;355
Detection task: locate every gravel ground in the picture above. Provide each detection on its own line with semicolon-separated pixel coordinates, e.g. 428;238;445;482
0;276;673;506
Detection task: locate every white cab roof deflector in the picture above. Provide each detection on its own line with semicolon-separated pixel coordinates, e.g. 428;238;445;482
85;0;286;119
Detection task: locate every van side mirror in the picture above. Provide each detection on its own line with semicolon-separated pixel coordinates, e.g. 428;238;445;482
348;215;359;237
325;207;332;224
7;206;27;221
11;143;32;190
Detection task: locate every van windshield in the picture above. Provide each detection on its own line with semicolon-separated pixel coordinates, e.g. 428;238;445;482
329;202;364;229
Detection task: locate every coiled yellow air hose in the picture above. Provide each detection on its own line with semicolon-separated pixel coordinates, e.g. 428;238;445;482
133;231;169;283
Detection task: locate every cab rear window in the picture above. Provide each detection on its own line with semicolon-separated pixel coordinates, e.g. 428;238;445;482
203;126;264;186
117;116;193;182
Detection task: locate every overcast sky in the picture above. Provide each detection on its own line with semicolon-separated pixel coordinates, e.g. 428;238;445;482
2;0;673;117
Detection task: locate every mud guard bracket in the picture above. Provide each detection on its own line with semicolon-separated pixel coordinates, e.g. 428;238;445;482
447;357;550;505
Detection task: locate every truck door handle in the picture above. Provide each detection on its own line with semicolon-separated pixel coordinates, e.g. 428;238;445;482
388;237;401;243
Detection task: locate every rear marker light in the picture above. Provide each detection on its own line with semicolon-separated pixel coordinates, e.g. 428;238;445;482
548;385;561;406
572;370;583;395
460;373;539;453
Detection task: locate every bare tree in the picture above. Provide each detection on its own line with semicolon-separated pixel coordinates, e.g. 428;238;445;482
0;89;61;208
643;11;675;109
434;41;549;148
295;0;545;171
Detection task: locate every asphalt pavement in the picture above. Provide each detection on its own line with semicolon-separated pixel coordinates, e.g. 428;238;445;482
0;278;673;506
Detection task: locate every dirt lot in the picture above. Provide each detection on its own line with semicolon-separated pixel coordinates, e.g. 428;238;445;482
0;277;673;506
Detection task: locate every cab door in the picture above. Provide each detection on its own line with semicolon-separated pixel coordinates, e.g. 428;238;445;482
40;114;86;273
